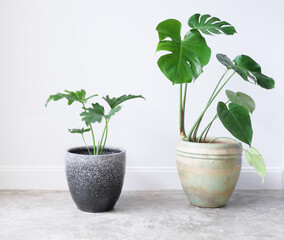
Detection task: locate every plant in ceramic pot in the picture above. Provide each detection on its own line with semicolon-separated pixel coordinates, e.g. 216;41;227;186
46;90;144;212
156;14;275;207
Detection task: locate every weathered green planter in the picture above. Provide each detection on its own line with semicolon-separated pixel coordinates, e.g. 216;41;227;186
176;139;242;208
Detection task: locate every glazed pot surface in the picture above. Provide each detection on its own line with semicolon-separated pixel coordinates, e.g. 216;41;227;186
176;139;242;208
65;146;126;213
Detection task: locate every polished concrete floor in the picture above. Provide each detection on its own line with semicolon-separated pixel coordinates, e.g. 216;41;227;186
0;190;283;240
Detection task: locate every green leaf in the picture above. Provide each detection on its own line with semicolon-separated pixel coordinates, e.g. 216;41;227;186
156;19;211;84
217;102;253;146
80;103;105;125
103;94;145;109
245;147;266;183
226;90;255;113
45;89;98;107
216;54;275;89
68;128;90;134
188;13;236;35
105;106;122;119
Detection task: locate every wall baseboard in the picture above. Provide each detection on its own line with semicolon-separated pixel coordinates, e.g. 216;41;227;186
0;166;283;190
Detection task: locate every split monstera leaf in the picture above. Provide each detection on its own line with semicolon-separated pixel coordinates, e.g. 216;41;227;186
156;14;236;84
46;90;145;155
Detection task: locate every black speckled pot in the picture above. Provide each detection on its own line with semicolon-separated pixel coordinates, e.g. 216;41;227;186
65;146;126;213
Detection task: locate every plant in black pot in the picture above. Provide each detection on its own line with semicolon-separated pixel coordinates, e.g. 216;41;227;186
46;90;144;212
155;14;275;207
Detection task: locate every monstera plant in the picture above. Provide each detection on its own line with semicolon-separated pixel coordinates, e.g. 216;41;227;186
46;90;145;155
156;13;275;182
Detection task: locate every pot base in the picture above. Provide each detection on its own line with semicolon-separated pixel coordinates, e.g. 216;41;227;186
65;146;126;213
176;139;242;208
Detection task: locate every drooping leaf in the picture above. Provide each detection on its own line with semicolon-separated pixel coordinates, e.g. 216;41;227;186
217;102;253;146
216;54;275;89
188;13;236;35
103;94;145;109
105;106;122;119
156;19;211;84
245;147;266;183
226;90;255;113
68;128;90;134
80;103;105;125
45;89;98;106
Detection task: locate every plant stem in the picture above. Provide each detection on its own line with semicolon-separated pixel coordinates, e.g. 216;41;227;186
187;71;235;141
82;103;96;155
198;114;218;142
81;133;91;155
100;119;109;155
207;69;228;104
96;140;101;155
209;137;246;151
181;83;188;139
198;99;231;142
179;84;184;138
90;125;96;155
194;69;228;140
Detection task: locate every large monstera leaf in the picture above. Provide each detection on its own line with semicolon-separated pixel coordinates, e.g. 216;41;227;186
156;19;211;84
216;54;275;89
217;102;253;146
188;14;236;35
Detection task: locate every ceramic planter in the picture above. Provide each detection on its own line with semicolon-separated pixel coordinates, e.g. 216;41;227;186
176;139;242;208
65;146;126;213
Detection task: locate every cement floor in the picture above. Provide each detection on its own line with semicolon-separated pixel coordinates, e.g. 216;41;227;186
0;190;283;240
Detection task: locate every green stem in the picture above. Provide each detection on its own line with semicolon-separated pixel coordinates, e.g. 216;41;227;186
198;100;231;142
187;71;235;141
179;84;184;137
96;140;100;155
82;103;96;155
203;122;213;142
81;134;91;155
209;137;246;151
193;115;203;141
198;114;218;142
100;119;109;155
181;83;188;139
207;69;228;104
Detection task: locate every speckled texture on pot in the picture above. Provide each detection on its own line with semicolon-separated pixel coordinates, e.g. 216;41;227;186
176;139;242;208
65;146;126;213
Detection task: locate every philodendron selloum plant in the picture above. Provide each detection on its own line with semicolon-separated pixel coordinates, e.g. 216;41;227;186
45;90;145;155
156;13;275;182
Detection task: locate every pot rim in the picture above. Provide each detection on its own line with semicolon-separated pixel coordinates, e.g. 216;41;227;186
178;137;241;148
66;145;126;158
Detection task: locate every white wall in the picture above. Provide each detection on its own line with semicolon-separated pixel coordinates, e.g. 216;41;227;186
0;0;283;189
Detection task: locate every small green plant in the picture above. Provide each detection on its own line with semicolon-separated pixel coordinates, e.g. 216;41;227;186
156;13;275;181
46;90;145;155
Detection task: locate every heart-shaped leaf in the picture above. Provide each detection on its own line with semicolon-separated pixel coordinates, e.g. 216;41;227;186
45;89;98;106
156;19;211;84
80;103;105;125
226;90;255;113
216;54;275;89
188;14;236;35
68;128;90;134
217;102;253;146
245;147;266;183
103;94;145;109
